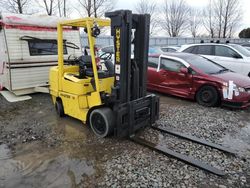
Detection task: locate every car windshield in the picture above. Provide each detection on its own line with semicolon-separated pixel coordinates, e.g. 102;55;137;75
149;47;162;54
229;44;250;57
185;55;228;74
101;46;114;54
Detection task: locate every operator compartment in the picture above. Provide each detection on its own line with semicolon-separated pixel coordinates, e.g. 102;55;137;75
61;55;114;95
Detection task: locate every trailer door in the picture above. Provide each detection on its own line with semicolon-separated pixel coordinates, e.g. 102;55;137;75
0;26;7;90
0;28;5;74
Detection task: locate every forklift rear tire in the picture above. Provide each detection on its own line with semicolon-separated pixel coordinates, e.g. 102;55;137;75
55;99;65;117
89;107;115;138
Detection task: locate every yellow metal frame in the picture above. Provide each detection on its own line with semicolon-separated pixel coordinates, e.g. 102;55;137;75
50;17;112;122
57;18;110;92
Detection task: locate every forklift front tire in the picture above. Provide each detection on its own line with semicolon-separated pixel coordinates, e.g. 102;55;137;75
89;108;114;138
55;99;65;117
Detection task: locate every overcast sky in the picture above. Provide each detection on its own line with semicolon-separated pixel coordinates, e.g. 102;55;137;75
116;0;250;35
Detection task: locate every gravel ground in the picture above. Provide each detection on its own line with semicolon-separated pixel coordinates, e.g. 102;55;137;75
0;93;62;148
0;93;250;187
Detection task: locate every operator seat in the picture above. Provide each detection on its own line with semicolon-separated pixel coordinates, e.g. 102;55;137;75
78;55;110;79
104;60;114;76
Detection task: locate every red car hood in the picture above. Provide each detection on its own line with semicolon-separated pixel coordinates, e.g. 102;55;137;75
212;71;250;87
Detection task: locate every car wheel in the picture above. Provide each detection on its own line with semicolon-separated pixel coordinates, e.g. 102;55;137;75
248;72;250;77
55;99;65;117
196;86;219;107
89;107;115;138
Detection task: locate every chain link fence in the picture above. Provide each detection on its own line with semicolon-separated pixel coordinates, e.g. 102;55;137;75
81;35;250;47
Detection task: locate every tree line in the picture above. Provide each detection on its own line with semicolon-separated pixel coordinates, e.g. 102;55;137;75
135;0;243;38
0;0;246;38
0;0;115;18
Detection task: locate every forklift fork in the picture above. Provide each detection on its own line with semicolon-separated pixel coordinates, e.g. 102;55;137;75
130;125;235;176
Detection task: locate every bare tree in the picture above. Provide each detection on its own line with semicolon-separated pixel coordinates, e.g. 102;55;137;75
202;0;216;38
135;0;158;35
76;0;115;18
57;0;71;17
76;0;92;17
213;0;223;38
0;0;30;14
203;0;242;38
36;0;57;16
221;0;242;38
189;8;201;38
162;0;190;37
93;0;114;17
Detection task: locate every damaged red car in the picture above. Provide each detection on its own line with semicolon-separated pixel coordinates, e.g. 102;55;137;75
147;53;250;108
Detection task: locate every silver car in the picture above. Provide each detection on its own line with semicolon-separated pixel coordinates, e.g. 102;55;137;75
179;43;250;77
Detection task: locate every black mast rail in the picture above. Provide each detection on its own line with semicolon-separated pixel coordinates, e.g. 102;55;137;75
105;10;159;138
152;126;235;155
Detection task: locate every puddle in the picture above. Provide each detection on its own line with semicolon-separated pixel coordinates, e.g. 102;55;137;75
222;123;250;156
55;117;89;142
0;142;96;188
0;113;126;188
0;144;11;160
0;117;120;188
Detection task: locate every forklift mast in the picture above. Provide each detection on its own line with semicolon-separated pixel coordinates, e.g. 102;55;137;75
105;10;159;137
106;10;149;102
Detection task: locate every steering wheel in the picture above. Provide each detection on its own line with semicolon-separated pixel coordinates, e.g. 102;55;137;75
67;54;79;65
99;52;112;61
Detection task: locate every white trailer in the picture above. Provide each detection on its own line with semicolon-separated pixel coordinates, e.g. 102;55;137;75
0;13;82;96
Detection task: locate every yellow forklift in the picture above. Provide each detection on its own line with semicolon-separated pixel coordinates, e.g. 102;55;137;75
50;10;159;138
50;10;234;176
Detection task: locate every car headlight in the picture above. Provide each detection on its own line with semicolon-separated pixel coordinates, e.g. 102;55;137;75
222;82;228;87
233;85;246;95
238;87;246;93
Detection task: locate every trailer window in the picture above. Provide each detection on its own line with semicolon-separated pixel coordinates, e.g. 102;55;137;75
28;40;67;56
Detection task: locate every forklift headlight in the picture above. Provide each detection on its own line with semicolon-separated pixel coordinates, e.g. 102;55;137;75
92;26;100;37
